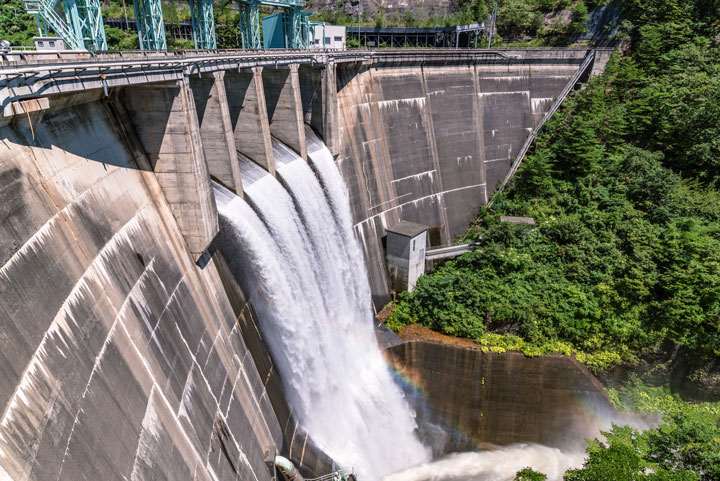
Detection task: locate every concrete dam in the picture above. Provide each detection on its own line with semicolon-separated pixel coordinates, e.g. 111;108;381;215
0;47;613;481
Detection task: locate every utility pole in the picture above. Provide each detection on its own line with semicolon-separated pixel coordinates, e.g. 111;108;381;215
487;0;498;48
122;0;129;30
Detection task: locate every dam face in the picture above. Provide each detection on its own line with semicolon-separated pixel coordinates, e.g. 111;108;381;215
0;48;612;481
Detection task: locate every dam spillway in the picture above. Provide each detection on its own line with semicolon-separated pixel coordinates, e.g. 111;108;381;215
215;133;430;479
0;48;613;481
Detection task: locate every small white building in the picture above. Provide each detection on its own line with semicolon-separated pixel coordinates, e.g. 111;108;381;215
385;220;428;293
34;37;67;51
309;24;346;49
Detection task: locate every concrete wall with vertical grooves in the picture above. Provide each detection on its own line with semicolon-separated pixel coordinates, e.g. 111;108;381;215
0;100;282;481
335;52;588;307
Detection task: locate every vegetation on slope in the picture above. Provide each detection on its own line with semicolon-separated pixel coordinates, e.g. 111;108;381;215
563;382;720;480
387;0;720;380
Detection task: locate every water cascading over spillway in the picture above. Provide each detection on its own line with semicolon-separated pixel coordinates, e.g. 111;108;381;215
214;136;431;480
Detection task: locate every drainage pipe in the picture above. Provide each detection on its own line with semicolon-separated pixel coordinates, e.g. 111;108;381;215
275;456;305;481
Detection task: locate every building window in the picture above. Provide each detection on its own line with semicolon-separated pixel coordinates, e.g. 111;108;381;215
325;37;331;44
49;41;55;47
412;239;416;251
37;41;43;46
334;36;342;42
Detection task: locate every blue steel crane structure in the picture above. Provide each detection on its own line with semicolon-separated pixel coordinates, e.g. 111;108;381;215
23;0;107;51
24;0;313;51
238;0;309;49
189;0;216;49
134;0;167;50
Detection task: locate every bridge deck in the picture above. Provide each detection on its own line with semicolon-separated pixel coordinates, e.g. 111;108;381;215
0;47;614;119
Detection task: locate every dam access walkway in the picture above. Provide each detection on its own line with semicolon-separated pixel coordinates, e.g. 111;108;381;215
0;48;612;118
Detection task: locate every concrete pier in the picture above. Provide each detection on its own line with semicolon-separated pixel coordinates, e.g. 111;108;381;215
225;67;275;175
262;64;307;160
322;62;340;157
190;71;244;197
121;80;218;258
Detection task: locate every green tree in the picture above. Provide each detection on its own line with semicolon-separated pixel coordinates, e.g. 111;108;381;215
0;0;37;47
564;426;700;481
515;467;548;481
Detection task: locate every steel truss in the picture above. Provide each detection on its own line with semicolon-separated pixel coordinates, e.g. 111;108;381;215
24;0;107;51
189;0;216;49
238;0;311;49
134;0;167;50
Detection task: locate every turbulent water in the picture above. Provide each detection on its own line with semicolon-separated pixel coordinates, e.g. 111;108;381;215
214;138;430;480
384;445;585;481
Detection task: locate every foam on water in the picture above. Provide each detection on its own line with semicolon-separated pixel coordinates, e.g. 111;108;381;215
383;445;585;481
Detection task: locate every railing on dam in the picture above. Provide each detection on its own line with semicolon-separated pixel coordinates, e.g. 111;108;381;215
0;46;613;120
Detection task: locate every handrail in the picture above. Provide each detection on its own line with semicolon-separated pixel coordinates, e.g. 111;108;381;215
0;49;373;75
306;469;352;481
488;49;596;206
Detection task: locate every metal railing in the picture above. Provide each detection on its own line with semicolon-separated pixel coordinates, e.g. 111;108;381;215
425;243;481;261
306;469;354;481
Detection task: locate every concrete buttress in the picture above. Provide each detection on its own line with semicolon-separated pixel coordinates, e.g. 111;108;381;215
262;64;307;160
190;71;244;198
322;62;340;157
225;67;275;175
120;79;219;258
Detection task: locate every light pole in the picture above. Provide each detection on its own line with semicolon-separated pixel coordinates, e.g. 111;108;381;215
356;5;361;48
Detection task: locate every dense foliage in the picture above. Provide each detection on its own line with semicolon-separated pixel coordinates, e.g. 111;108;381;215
0;0;40;46
514;383;720;480
388;0;720;373
310;0;593;45
563;382;720;480
515;467;548;480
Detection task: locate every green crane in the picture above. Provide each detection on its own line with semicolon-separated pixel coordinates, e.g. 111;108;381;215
23;0;107;51
134;0;166;50
237;0;309;49
190;0;217;49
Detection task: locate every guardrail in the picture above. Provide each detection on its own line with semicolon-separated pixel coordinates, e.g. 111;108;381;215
425;243;481;261
306;469;355;481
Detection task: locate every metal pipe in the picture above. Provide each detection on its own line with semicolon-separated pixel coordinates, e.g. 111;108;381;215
275;456;305;481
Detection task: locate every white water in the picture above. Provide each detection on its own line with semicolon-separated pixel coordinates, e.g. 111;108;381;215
384;445;585;481
215;138;430;480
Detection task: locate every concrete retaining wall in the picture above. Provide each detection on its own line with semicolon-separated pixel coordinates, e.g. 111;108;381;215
388;341;615;448
335;54;587;306
0;49;612;480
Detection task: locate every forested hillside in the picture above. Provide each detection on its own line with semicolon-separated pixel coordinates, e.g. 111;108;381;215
390;0;720;396
388;0;720;418
389;0;720;397
386;1;720;477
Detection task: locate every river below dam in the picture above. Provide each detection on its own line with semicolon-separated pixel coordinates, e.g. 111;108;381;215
385;446;585;481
